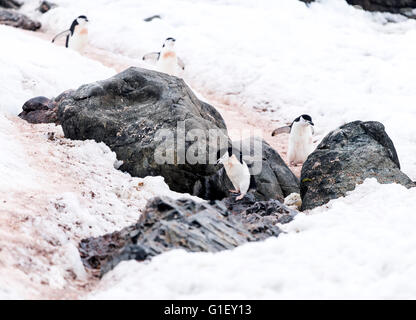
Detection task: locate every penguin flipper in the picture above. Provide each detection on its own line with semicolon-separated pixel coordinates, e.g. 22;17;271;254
142;52;160;63
51;30;71;43
177;57;185;70
271;126;291;136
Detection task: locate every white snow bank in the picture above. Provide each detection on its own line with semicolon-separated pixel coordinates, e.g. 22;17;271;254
0;121;200;299
89;179;416;300
0;24;115;115
23;0;416;179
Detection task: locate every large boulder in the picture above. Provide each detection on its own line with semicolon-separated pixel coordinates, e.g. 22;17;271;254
79;195;297;276
0;9;41;30
57;67;229;195
300;121;415;210
194;137;300;201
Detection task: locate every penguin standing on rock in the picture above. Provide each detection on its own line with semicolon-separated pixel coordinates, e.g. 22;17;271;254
217;148;253;201
142;37;185;76
52;15;89;53
272;114;315;166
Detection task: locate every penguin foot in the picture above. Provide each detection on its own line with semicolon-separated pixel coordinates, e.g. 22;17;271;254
236;194;246;201
229;189;239;194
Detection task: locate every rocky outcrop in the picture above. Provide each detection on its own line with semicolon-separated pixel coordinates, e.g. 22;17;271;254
300;121;415;210
56;67;229;195
0;9;41;30
79;195;297;276
299;0;416;15
18;92;72;124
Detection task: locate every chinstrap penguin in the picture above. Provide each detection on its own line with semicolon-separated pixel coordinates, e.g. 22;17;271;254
52;15;89;53
142;37;185;76
217;148;252;201
272;114;315;166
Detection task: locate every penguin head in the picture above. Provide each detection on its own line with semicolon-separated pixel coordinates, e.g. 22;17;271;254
76;15;89;26
294;114;314;127
162;37;176;49
216;147;233;165
216;147;242;165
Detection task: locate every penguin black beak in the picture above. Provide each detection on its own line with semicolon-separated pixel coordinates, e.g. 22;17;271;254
309;121;314;126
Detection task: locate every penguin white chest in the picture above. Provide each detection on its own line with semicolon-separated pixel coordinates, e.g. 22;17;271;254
288;125;313;165
157;51;178;76
223;156;250;194
69;28;88;53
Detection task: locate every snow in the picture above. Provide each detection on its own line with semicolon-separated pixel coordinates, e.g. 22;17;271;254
90;179;416;299
0;0;415;299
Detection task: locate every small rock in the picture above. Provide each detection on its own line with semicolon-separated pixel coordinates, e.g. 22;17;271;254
143;15;161;22
79;195;297;276
284;193;302;210
19;96;57;124
38;1;56;14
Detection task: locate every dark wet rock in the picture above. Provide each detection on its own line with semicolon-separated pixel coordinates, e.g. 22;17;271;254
300;121;415;211
18;96;57;124
19;91;73;124
79;195;297;276
223;192;297;226
56;67;230;195
38;1;56;13
0;9;41;30
0;0;21;9
194;137;300;201
299;0;416;14
144;14;161;22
